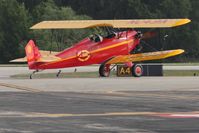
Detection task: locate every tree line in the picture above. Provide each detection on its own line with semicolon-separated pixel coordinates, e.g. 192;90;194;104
0;0;198;63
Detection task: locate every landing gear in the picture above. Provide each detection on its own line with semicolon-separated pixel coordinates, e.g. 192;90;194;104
29;69;62;79
132;64;143;77
99;64;111;77
56;70;62;77
30;70;39;79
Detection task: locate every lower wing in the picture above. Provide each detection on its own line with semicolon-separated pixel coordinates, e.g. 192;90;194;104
106;49;184;64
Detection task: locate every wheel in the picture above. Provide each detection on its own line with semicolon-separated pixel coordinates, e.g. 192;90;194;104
132;64;143;77
99;64;111;77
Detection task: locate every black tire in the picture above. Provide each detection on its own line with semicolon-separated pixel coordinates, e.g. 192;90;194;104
132;64;143;77
99;64;110;77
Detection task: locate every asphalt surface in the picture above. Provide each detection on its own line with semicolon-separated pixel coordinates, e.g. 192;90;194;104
0;66;199;132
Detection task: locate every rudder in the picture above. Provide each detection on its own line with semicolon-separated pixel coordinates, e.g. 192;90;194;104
25;40;41;69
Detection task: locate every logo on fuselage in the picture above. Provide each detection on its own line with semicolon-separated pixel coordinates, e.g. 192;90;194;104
77;50;90;62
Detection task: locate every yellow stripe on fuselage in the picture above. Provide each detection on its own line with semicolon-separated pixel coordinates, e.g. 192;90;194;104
39;40;133;67
90;40;133;54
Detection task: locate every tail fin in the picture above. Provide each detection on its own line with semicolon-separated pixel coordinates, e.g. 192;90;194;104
25;40;41;69
10;40;61;69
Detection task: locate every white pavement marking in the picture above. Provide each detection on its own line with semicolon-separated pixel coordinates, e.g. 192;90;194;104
0;111;198;118
171;114;199;118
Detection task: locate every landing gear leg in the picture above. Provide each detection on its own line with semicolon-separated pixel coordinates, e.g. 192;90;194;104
30;70;39;79
110;64;116;71
56;70;62;77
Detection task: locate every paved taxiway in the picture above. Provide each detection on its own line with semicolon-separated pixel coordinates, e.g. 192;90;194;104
0;66;199;132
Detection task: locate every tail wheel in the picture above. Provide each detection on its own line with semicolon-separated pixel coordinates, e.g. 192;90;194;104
99;64;111;77
132;64;143;77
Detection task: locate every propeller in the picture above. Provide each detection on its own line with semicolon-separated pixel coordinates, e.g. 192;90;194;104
142;31;158;40
135;30;158;40
132;30;158;54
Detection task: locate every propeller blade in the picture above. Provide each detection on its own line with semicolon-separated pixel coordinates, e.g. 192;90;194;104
142;31;158;40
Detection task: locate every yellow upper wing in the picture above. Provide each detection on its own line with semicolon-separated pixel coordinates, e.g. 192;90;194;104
106;49;184;64
30;19;191;29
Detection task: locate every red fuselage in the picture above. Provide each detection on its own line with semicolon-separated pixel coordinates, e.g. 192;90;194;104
33;30;140;69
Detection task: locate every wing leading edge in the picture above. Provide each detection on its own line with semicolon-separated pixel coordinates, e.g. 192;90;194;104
105;49;184;64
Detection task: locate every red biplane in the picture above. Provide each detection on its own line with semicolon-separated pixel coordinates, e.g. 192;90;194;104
11;19;191;78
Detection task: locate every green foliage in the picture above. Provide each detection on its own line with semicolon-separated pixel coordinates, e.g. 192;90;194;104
31;0;92;51
0;0;199;63
0;0;30;63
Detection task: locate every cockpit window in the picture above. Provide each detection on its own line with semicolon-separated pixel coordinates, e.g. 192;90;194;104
89;34;103;42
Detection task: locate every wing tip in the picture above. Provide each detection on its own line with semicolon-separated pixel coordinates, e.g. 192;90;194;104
30;21;47;29
164;49;185;58
172;19;191;27
175;49;185;55
30;24;39;29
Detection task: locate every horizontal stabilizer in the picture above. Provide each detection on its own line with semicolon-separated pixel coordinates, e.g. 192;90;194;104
106;49;184;64
36;54;61;62
36;50;60;62
10;57;27;62
10;50;60;63
31;19;191;29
